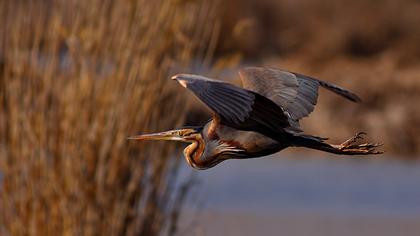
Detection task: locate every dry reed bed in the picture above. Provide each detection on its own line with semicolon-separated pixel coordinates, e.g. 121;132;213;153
0;0;219;235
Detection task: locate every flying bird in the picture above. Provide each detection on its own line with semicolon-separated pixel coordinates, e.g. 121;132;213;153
129;67;382;169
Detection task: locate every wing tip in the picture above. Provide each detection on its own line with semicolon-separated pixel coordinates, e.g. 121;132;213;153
171;74;199;88
348;93;363;103
173;78;188;88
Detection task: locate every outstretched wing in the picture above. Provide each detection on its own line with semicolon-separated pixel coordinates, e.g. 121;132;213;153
239;67;361;122
172;74;292;138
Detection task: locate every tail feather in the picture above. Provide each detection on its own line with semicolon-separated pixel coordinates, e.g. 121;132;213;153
294;72;362;102
317;80;362;103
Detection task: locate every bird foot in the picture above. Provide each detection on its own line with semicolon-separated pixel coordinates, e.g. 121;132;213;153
332;132;383;155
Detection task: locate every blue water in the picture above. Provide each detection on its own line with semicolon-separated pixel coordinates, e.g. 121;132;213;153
179;154;420;217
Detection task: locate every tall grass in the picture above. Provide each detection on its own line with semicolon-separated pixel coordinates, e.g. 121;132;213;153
0;0;219;235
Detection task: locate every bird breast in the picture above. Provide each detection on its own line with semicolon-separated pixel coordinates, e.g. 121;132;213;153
203;122;282;156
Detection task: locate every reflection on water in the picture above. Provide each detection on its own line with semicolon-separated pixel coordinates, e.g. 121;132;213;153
178;155;420;236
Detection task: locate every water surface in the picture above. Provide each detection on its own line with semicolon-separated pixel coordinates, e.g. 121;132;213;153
177;155;420;236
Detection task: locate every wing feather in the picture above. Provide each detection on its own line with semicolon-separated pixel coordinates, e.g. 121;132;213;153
172;74;291;139
181;75;254;123
239;67;360;124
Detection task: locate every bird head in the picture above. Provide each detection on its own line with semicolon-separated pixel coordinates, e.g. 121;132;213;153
129;126;206;169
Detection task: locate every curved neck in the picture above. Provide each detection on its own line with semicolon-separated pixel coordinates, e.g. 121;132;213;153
183;135;206;169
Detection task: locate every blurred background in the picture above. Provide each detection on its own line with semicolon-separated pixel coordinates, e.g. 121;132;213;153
1;0;420;235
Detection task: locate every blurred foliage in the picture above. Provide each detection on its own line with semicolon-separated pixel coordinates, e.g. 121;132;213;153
0;0;219;235
219;0;420;62
208;0;420;158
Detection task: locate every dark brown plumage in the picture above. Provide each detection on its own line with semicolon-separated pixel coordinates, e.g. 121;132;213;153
129;67;382;170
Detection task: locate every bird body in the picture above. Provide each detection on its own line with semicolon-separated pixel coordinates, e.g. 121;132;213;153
130;67;382;169
202;120;284;157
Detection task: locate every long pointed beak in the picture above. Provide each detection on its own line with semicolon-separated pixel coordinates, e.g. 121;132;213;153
128;130;187;142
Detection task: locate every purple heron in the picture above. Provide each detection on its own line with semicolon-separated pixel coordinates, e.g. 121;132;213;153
129;67;382;169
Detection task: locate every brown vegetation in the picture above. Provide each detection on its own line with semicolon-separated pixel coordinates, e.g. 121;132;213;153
0;0;219;235
210;0;420;157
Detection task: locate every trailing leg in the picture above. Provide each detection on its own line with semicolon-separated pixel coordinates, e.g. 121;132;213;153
294;132;383;155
